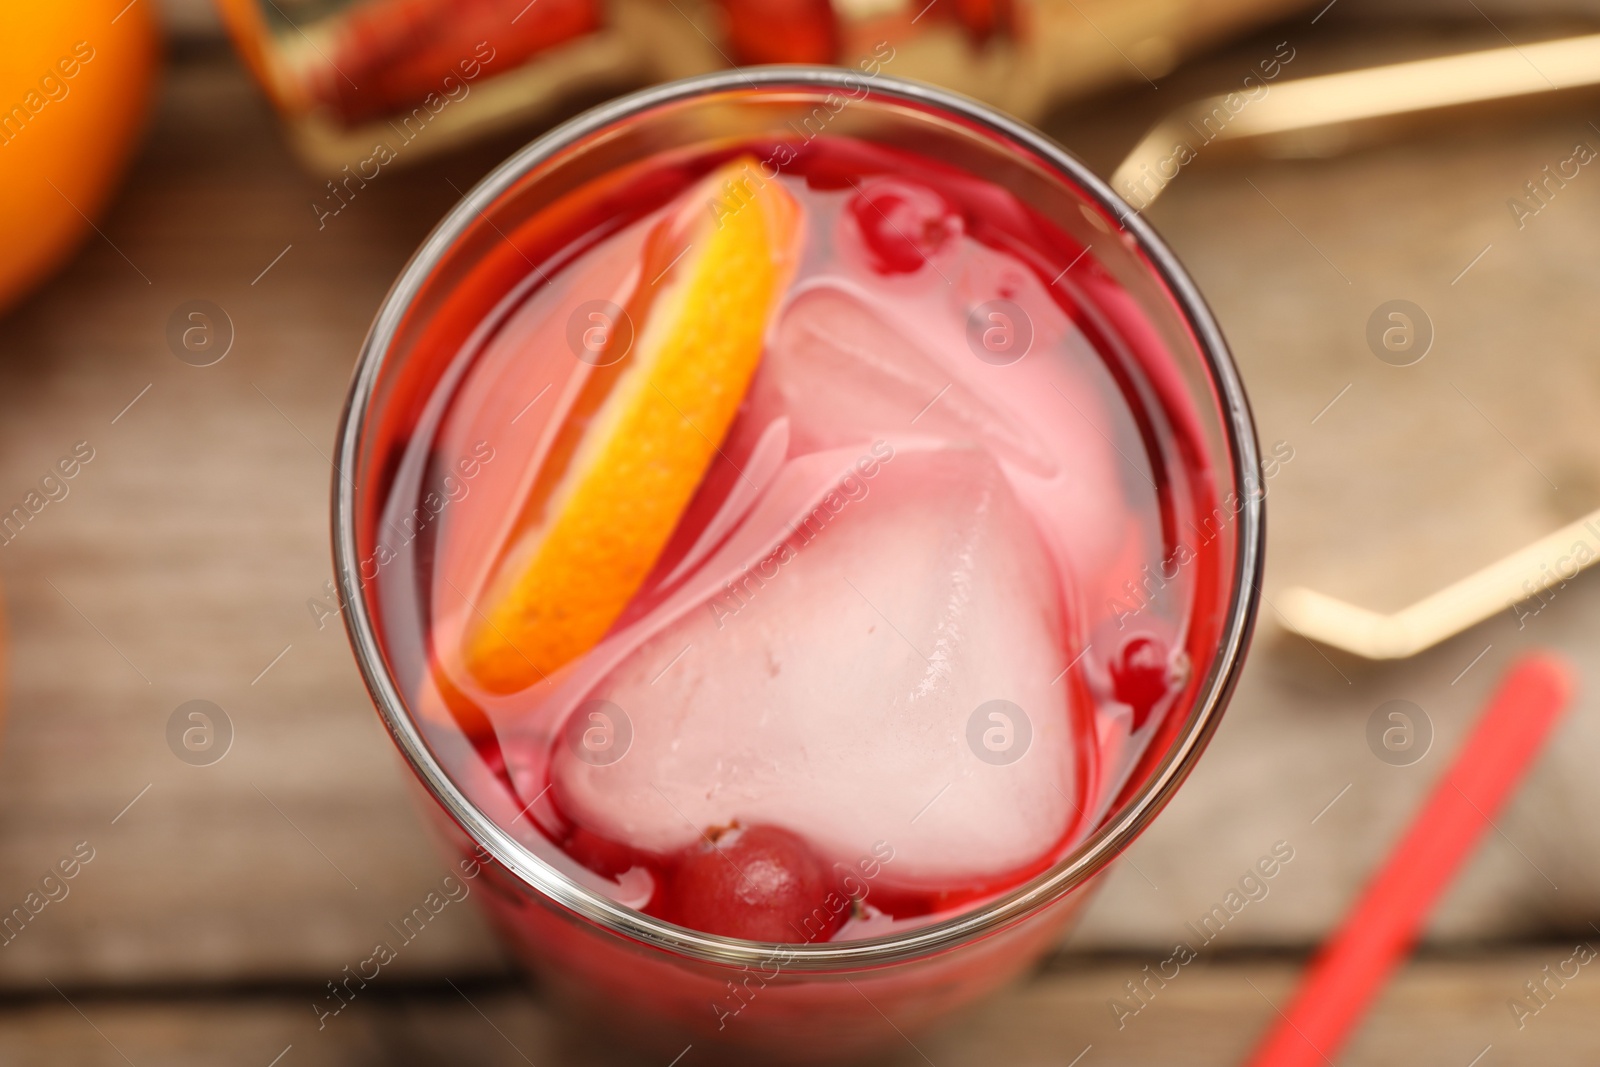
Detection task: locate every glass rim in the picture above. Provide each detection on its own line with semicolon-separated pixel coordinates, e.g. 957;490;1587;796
332;65;1265;970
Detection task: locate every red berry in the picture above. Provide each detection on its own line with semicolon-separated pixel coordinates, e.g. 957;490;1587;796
718;0;838;65
848;180;962;275
950;0;1013;43
665;824;840;942
1111;636;1172;730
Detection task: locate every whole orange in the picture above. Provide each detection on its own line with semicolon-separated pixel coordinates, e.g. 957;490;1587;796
0;0;160;314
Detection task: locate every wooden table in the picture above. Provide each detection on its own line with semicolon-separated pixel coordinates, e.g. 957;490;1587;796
1;21;1597;1064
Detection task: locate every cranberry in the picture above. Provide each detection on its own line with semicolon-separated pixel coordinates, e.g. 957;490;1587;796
951;0;1011;43
664;824;839;942
717;0;838;65
1111;636;1173;730
847;180;962;275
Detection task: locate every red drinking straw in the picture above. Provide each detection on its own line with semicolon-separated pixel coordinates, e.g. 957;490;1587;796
1245;652;1576;1067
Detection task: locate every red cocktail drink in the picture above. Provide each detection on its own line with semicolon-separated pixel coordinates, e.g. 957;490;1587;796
335;69;1261;1062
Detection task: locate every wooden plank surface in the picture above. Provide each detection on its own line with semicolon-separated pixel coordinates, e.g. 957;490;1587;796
0;50;509;990
4;952;1598;1065
0;23;1594;1013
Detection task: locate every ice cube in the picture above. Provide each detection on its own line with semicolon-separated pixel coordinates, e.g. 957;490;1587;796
751;281;1142;619
549;445;1080;889
750;282;1058;477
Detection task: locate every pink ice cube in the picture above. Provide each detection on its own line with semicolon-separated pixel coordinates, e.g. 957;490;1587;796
550;445;1080;889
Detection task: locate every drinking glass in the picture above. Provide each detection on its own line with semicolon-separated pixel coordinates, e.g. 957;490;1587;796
333;67;1264;1063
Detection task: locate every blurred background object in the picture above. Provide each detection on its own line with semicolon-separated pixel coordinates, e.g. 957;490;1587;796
212;0;1313;171
0;0;161;314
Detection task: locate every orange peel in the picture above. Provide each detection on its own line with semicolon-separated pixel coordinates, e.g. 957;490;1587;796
463;158;801;693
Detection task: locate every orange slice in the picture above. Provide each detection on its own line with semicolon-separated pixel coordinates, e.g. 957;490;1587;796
462;158;801;693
